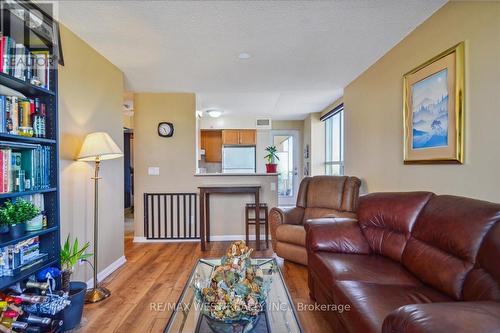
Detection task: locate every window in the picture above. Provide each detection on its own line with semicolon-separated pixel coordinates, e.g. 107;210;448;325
323;104;344;175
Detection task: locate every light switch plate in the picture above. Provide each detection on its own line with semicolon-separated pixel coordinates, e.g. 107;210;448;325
148;167;160;176
270;182;276;191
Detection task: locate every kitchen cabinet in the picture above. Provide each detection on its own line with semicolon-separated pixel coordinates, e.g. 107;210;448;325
222;129;256;145
222;130;240;145
201;130;222;162
239;130;256;145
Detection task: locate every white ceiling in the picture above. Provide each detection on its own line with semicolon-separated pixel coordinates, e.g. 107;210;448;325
58;0;446;120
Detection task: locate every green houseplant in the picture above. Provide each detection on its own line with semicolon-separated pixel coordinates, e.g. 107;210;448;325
264;146;280;173
60;235;92;331
60;235;92;292
0;199;40;238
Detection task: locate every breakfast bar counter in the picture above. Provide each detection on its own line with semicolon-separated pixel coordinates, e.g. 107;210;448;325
199;185;262;251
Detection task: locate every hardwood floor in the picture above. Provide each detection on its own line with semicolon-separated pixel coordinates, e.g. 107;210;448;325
75;236;333;333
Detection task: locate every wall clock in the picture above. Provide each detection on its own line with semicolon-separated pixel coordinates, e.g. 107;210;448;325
158;122;174;137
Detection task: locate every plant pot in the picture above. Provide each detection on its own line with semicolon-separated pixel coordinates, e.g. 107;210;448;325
62;281;87;331
0;225;9;234
26;214;43;232
9;223;26;238
265;164;278;173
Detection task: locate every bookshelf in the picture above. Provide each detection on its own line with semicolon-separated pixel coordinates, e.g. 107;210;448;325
0;1;61;290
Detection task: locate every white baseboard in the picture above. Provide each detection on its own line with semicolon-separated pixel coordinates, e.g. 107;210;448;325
133;235;271;243
86;255;126;288
133;237;199;243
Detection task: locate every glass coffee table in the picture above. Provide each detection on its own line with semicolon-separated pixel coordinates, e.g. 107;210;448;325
164;258;303;333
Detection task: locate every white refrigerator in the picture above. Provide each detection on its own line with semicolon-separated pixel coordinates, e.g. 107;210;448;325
222;146;256;173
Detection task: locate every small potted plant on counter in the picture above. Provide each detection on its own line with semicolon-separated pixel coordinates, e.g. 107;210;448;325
264;145;280;173
60;235;92;331
0;199;40;238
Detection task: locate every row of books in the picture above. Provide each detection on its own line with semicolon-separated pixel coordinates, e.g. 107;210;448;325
0;236;47;277
0;95;47;138
19;193;45;212
0;147;51;193
0;35;51;90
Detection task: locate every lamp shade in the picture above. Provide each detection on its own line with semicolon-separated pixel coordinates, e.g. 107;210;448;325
77;132;123;161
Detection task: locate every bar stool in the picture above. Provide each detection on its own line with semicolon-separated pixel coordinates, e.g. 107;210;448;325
245;203;269;248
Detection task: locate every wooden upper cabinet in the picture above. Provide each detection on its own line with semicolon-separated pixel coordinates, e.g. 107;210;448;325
222;130;240;145
239;130;256;145
222;129;256;145
201;130;222;162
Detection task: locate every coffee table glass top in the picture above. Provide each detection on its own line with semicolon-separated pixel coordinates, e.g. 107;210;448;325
164;258;303;333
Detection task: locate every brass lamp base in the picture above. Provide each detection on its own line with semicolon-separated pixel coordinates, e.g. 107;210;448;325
85;286;111;303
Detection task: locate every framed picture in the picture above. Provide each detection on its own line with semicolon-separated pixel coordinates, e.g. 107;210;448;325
403;42;465;164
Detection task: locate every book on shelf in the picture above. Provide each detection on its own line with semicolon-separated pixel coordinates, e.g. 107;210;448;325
0;35;51;90
0;236;48;277
0;147;51;194
0;95;46;138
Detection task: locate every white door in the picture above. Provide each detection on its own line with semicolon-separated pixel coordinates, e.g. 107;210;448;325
270;130;300;206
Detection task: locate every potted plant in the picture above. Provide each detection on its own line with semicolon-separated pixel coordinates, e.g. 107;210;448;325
0;199;40;238
0;218;8;235
60;235;92;330
264;146;280;173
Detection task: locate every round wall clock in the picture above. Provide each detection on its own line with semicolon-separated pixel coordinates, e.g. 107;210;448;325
158;122;174;137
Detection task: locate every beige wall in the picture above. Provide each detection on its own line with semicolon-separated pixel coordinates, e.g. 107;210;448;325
344;1;500;202
133;93;278;238
133;93;197;239
303;112;325;176
58;25;125;281
123;114;134;129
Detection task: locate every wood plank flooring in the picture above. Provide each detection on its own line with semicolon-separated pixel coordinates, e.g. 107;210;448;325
75;236;333;333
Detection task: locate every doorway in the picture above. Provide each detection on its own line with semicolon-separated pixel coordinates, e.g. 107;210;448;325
124;128;134;237
270;130;299;206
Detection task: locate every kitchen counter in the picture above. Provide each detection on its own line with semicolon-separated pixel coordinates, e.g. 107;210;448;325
195;173;278;177
193;173;278;241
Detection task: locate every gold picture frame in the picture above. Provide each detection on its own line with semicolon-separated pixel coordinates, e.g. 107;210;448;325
403;42;465;164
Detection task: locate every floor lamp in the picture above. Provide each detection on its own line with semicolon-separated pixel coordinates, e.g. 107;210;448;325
77;132;123;303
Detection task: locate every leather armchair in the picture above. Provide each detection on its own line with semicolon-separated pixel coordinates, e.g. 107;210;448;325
269;175;361;265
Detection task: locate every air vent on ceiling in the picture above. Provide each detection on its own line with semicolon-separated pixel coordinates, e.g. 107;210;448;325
256;118;272;129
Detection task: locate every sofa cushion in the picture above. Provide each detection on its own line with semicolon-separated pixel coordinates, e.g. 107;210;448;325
333;281;452;333
382;301;500;333
402;195;500;299
358;192;433;262
463;222;500;301
275;224;306;246
309;253;422;290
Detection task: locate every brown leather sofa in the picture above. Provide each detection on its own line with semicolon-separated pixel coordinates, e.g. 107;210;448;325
305;192;500;333
269;176;361;265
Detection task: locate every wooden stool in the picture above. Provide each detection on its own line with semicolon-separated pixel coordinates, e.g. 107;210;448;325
245;203;269;248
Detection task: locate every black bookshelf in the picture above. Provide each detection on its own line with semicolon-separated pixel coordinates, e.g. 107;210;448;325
0;1;61;290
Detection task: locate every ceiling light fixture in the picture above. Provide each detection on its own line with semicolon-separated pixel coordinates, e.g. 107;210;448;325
206;109;223;118
238;52;252;59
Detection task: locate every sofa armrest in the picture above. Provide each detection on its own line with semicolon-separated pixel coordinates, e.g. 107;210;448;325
304;218;370;254
269;207;304;249
382;301;500;333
